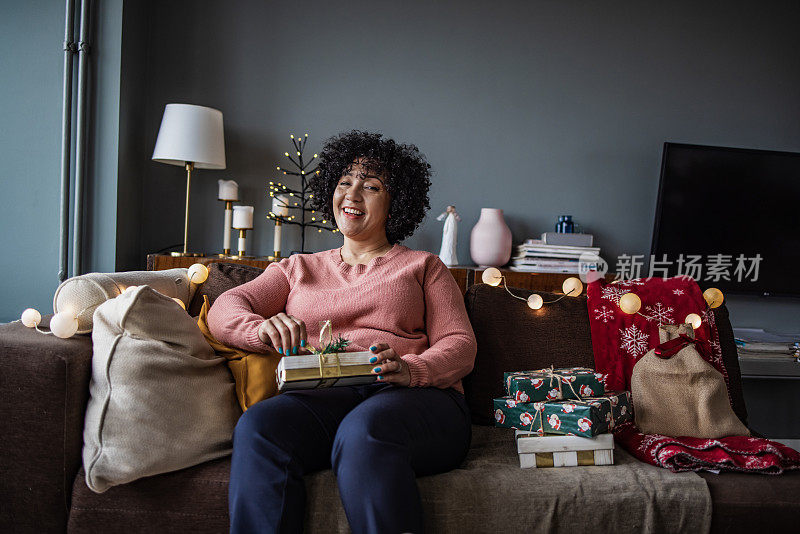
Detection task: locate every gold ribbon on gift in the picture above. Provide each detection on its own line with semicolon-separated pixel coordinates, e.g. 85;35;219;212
507;366;588;401
533;450;597;468
281;320;373;388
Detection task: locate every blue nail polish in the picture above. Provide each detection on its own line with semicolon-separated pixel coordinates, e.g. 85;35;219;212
292;346;297;355
300;339;306;347
377;375;384;380
370;345;377;352
278;348;283;355
369;356;377;363
373;367;381;373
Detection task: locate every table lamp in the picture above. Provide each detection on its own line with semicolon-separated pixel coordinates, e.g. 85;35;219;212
152;103;226;257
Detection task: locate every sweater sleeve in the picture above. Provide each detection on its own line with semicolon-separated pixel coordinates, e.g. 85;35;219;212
401;256;477;388
206;259;292;353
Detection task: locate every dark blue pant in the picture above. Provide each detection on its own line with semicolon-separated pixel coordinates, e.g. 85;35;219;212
229;383;471;534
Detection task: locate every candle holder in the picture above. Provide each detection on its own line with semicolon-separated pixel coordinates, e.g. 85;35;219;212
217;199;235;257
230;228;254;259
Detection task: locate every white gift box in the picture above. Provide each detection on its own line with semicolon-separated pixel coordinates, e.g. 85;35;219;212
515;431;614;468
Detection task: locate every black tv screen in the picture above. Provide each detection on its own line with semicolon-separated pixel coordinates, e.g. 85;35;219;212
651;142;800;297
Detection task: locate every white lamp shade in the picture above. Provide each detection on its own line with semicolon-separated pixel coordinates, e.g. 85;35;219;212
152;104;226;169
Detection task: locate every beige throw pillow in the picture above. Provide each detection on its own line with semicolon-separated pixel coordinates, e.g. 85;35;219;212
54;268;194;333
82;285;241;493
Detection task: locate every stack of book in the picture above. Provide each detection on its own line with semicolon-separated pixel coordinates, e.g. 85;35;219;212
510;237;601;273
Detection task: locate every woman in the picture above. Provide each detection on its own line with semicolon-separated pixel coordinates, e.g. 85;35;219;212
207;130;476;534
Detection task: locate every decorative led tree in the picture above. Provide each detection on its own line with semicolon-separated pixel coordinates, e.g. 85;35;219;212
267;134;338;255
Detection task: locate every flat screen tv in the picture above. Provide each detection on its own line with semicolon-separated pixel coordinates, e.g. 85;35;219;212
651;142;800;297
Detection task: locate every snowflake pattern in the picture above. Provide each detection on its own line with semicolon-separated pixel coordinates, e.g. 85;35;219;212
619;325;649;358
617;279;646;286
672;289;684;296
593;305;616;323
644;302;674;326
601;285;627;304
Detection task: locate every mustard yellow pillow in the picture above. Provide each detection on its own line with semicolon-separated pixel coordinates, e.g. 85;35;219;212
197;295;282;412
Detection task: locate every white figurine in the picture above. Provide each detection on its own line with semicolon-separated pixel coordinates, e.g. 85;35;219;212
436;205;461;266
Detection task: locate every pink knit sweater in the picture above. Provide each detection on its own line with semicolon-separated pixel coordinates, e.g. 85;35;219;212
206;244;477;392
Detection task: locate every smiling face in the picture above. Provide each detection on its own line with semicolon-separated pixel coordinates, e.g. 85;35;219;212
332;159;391;242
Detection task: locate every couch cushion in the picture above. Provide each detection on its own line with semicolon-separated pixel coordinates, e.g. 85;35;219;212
69;426;714;533
699;470;800;533
463;284;595;425
83;286;241;493
68;458;231;533
187;262;264;317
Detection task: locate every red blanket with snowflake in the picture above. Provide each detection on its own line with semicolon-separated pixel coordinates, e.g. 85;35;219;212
587;276;800;474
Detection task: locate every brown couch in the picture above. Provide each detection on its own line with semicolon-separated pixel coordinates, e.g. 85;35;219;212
2;266;799;533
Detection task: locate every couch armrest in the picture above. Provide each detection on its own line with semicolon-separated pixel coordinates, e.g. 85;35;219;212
0;318;93;533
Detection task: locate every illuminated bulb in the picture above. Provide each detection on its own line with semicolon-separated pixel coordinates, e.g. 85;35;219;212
50;311;79;339
290;134;294;139
276;166;280;170
322;220;326;223
311;217;315;221
285;152;289;157
703;288;724;309
313;153;318;158
481;267;503;286
562;277;583;296
318;229;322;233
685;313;702;329
188;263;209;284
21;308;41;328
619;293;642;314
296;151;300;156
304;133;307;137
172;298;186;310
527;294;543;310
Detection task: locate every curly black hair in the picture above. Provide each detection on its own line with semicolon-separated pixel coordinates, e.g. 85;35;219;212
309;130;432;244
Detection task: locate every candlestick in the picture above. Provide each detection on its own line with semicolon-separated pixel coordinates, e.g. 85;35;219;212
274;220;283;258
235;228;252;257
217;200;234;256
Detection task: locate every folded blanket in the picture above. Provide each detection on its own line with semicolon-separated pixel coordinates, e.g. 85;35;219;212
587;276;800;473
615;422;800;474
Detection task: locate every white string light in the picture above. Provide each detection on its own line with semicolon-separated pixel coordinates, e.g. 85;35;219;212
481;268;584;309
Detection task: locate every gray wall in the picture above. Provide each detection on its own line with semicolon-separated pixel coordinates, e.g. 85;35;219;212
136;0;800;331
2;0;800;332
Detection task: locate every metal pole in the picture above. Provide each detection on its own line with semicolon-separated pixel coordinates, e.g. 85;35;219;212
183;162;193;255
72;0;91;276
59;0;76;282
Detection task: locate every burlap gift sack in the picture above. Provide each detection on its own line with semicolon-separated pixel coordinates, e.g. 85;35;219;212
631;323;749;438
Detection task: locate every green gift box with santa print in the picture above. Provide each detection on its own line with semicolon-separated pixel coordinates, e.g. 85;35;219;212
503;367;606;403
492;391;632;437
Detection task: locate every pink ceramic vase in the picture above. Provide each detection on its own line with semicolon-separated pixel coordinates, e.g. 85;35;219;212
470;208;512;267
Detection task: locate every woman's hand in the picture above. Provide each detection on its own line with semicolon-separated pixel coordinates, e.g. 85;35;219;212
258;313;308;356
368;343;411;386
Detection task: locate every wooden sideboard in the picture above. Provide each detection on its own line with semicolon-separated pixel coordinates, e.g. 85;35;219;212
147;254;612;296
